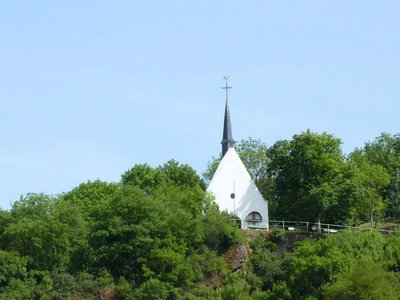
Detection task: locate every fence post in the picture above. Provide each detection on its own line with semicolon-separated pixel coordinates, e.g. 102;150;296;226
327;224;330;235
306;222;309;232
282;221;285;230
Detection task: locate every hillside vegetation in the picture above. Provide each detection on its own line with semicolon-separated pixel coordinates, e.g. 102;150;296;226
1;131;400;299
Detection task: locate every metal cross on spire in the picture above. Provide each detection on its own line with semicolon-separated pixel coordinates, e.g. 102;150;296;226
220;75;235;157
221;75;232;102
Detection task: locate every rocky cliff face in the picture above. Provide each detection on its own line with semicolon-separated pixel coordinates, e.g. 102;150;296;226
224;243;252;272
223;230;319;273
224;230;270;272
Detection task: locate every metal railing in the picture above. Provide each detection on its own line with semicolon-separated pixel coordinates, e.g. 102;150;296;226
240;219;397;234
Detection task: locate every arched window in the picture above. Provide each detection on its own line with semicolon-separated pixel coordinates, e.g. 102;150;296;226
246;211;262;225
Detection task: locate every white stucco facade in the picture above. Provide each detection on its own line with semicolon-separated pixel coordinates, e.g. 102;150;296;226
207;148;269;229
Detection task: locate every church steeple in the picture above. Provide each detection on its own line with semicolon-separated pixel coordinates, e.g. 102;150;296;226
221;76;235;157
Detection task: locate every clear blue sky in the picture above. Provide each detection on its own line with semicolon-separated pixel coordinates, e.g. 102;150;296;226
1;1;399;209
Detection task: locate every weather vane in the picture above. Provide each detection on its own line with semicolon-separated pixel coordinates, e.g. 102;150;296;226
221;75;232;102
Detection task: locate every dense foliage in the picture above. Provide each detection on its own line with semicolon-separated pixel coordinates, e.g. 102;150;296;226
2;131;400;298
240;229;400;299
0;161;243;298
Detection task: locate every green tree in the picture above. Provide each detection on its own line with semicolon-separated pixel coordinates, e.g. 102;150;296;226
249;244;288;291
203;156;220;185
0;209;12;236
0;250;28;289
288;231;388;299
362;133;400;218
122;160;205;192
62;180;118;220
10;192;56;220
348;150;390;226
1;193;87;272
235;138;270;189
323;260;400;300
268;130;346;225
385;229;400;272
134;278;175;300
86;181;240;288
121;163;169;193
218;273;252;300
161;159;206;189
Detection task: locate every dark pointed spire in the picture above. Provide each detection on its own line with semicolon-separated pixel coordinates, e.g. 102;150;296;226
221;76;235;156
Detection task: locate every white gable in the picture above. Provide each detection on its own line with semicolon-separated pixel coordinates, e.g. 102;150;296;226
207;148;269;229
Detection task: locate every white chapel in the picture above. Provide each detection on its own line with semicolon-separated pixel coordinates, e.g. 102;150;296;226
207;82;269;229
